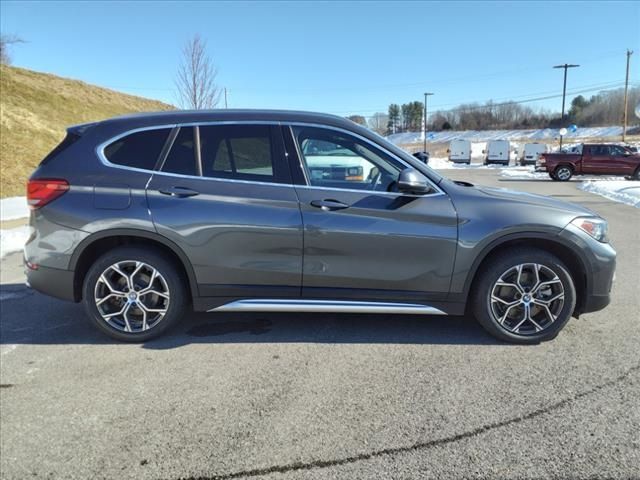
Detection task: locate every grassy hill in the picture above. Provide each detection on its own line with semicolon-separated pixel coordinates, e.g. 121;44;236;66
0;65;174;198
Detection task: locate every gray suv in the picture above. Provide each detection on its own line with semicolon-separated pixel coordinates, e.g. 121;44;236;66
25;110;616;343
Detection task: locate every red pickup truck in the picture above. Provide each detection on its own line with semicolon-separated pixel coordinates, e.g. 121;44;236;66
537;144;640;181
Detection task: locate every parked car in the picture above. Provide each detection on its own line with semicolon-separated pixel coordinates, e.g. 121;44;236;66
521;143;548;166
412;151;430;164
448;139;471;164
484;140;510;166
26;110;615;344
537;143;640;181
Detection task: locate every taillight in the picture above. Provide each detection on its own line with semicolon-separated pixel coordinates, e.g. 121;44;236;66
27;179;69;209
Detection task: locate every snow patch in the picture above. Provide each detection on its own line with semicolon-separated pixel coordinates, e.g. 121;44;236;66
578;180;640;208
1;197;29;221
1;226;31;258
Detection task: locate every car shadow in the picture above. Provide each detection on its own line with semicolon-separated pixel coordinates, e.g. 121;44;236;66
0;283;507;348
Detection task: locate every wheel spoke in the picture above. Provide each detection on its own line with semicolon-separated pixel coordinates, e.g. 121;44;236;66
532;278;562;295
110;265;132;290
491;295;520;307
96;292;125;306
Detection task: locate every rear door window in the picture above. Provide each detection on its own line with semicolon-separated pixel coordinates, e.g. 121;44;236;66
104;128;170;171
161;127;198;176
199;125;287;183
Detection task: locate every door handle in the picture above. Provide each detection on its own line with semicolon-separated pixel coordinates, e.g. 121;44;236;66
310;199;349;211
158;186;200;198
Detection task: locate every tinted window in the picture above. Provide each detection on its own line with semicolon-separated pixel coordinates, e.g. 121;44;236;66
200;125;275;181
162;127;197;176
294;126;402;192
104;128;170;170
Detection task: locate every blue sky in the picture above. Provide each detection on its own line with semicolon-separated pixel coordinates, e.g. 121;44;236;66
1;1;638;118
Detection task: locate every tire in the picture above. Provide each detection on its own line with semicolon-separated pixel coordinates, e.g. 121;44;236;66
549;172;558;180
632;166;640;180
82;246;188;342
554;165;573;181
471;248;576;344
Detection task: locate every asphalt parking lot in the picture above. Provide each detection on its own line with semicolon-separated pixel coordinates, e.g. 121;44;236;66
1;168;639;480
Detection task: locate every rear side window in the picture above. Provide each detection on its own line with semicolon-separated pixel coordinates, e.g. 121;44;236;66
162;127;198;176
40;133;80;165
199;125;278;182
104;128;170;170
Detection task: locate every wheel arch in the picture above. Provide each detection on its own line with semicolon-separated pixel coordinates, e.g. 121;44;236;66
69;229;198;303
462;233;588;315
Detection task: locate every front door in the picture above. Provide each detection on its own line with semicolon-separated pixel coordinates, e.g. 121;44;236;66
146;124;303;299
285;125;458;303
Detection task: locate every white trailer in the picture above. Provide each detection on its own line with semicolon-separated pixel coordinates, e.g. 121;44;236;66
484;140;510;165
448;139;472;164
520;143;548;165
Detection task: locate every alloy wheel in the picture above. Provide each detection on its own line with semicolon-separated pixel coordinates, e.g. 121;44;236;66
489;263;565;335
556;167;572;180
94;260;170;333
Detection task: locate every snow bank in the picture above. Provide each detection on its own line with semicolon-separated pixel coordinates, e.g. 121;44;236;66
1;197;29;221
387;126;626;145
1;226;31;258
578;180;640;208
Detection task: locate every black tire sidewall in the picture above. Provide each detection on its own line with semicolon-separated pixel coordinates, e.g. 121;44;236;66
82;246;187;342
472;248;577;344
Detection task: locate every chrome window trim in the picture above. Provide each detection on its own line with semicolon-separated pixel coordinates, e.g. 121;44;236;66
96;124;178;175
95;120;443;196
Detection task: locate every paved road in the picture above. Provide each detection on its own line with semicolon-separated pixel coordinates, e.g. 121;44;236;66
1;169;639;479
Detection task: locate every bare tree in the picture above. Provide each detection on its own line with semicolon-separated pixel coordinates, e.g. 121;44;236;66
175;34;221;109
1;34;25;65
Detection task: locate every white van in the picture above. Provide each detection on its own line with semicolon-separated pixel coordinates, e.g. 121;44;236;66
521;143;548;166
448;139;471;164
484;140;510;166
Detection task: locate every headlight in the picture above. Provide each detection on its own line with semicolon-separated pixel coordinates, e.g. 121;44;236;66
571;217;608;243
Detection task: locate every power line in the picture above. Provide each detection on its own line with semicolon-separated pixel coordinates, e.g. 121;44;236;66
335;82;638;119
329;80;632;116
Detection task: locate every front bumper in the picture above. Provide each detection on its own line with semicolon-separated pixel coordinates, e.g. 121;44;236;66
559;223;616;315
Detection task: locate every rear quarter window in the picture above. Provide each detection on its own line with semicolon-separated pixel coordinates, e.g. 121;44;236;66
104;128;170;170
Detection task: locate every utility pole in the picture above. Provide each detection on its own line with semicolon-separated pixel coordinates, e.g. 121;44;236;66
423;92;434;154
224;88;228;109
622;49;633;142
553;63;579;148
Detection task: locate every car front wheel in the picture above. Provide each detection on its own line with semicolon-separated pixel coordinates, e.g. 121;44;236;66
83;246;187;341
472;248;576;344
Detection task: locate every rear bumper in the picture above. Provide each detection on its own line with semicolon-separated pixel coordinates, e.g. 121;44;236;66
25;261;76;302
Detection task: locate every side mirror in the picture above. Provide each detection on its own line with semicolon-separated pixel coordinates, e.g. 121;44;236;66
397;168;430;195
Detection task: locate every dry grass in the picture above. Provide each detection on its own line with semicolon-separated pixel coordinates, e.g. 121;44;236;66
0;65;173;198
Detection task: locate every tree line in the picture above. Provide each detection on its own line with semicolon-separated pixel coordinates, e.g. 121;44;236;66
358;88;639;135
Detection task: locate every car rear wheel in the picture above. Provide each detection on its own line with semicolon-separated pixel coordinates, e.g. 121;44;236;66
83;246;187;341
471;248;576;344
554;165;573;181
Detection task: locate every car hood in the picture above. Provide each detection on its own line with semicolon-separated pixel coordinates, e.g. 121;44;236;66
474;185;597;216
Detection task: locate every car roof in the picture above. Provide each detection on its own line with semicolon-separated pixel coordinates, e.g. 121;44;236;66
90;109;358;131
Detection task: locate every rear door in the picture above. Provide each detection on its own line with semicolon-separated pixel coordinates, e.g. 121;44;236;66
582;145;612;174
284;125;458;304
146;123;303;299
